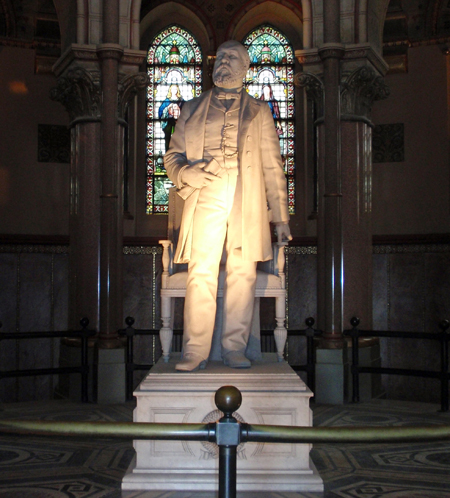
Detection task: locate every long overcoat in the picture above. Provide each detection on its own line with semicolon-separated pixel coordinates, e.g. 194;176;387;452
164;88;290;264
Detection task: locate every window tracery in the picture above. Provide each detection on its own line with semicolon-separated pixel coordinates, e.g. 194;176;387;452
146;26;202;214
243;26;296;213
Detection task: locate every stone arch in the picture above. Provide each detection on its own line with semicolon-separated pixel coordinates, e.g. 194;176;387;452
52;0;77;50
366;0;391;53
0;0;16;38
226;0;304;50
140;1;216;55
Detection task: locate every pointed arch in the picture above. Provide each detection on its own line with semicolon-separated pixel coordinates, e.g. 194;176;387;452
146;25;203;214
227;0;303;50
243;25;296;214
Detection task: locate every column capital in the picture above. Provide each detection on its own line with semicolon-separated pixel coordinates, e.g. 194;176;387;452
294;72;324;118
118;72;149;120
341;66;390;122
295;63;389;122
50;66;102;124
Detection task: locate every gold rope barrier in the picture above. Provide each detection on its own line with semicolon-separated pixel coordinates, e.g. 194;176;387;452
1;419;450;444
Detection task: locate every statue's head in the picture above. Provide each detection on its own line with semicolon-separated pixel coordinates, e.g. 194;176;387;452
213;40;250;90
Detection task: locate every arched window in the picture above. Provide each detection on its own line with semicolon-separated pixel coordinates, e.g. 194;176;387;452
243;26;295;214
146;26;202;214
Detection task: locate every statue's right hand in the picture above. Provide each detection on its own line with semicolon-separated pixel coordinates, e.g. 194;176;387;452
181;163;220;189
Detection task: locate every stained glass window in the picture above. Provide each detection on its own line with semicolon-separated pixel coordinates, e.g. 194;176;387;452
243;26;296;214
146;26;202;213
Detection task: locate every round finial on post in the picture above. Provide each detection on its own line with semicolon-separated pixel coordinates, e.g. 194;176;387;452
215;386;242;418
439;319;450;331
350;317;360;328
305;317;315;328
80;317;89;329
125;316;135;327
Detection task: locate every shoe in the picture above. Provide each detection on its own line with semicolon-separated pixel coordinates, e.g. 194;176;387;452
223;351;251;369
175;353;207;372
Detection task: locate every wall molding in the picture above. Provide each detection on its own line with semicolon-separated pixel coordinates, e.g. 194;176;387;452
0;234;449;255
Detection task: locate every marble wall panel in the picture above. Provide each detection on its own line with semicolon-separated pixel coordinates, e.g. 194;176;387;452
0;252;69;402
425;253;450;327
286;252;317;367
372;253;389;330
1;245;449;403
53;255;69;331
123;251;162;389
17;254;53;401
0;253;19;401
287;252;318;328
123;253;156;329
389;253;426;331
374;251;449;403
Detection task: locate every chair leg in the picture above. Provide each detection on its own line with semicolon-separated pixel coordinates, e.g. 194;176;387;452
274;296;287;362
160;295;173;362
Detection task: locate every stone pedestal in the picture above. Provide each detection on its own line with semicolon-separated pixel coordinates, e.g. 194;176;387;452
122;353;323;492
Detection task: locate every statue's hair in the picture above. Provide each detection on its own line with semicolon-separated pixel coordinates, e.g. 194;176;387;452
217;40;250;68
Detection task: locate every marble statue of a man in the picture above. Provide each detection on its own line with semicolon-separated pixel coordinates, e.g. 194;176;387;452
164;40;292;372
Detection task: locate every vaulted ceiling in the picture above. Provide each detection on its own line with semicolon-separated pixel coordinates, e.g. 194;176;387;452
2;1;450;49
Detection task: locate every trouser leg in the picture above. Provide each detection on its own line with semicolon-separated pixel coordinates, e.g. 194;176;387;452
221;174;257;356
221;247;257;355
182;174;234;360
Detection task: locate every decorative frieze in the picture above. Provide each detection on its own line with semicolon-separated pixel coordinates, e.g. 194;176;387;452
286;246;318;255
123;246;162;255
0;244;69;254
373;244;450;254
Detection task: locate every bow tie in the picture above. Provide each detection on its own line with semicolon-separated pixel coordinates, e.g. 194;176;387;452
216;92;240;100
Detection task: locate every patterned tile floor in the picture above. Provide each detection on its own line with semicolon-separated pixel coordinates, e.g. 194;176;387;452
0;399;449;497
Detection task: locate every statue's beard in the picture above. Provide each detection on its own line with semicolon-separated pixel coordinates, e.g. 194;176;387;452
213;63;247;89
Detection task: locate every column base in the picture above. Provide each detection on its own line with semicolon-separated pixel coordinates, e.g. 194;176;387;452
315;341;383;404
315;346;349;404
95;347;126;403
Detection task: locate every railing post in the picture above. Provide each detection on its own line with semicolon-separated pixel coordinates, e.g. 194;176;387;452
214;386;242;498
80;317;90;403
124;316;136;401
349;317;360;403
439;319;450;412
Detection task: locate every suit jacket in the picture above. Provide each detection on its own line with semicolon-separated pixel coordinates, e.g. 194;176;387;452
164;88;289;264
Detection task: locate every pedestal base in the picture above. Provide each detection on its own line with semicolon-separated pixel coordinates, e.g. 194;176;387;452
122;353;323;492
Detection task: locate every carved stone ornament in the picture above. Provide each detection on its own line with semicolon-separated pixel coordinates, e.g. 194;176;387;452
340;66;390;120
50;66;101;123
118;72;149;119
294;72;324;118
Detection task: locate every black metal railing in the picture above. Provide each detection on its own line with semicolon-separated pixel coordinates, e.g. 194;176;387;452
119;317;322;400
286;317;322;393
2;385;450;498
344;317;450;411
0;318;96;402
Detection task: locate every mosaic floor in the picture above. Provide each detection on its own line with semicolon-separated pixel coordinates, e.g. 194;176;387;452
0;398;449;497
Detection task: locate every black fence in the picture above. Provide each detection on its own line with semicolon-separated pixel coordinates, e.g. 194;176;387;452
119;317;322;401
344;317;450;412
0;319;96;402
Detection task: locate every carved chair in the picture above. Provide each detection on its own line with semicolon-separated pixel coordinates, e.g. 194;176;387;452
159;188;287;363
